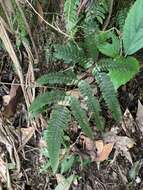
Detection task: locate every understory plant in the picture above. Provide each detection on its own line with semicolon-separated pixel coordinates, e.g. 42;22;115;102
30;0;143;174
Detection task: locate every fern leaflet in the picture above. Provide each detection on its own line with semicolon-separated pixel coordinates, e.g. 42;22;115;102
70;96;93;138
93;70;122;121
37;70;78;85
78;80;104;130
29;91;66;116
64;0;80;36
54;41;87;67
44;106;70;173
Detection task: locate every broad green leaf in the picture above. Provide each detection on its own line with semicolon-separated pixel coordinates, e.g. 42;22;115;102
109;56;139;89
97;32;120;57
123;0;143;55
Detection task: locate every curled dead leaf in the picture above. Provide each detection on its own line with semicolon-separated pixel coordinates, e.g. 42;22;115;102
95;140;114;162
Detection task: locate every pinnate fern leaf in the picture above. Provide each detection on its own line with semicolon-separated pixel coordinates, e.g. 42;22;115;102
44;106;70;173
29;91;66;116
70;96;93;138
78;80;104;130
37;70;78;85
93;70;122;122
64;0;79;36
54;41;87;66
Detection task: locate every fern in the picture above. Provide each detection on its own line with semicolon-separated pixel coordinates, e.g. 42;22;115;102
54;41;82;64
54;41;88;67
84;33;99;60
37;70;78;85
44;106;70;173
29;91;66;116
78;80;104;130
116;8;129;31
64;0;80;37
85;0;108;24
69;96;93;138
92;70;122;122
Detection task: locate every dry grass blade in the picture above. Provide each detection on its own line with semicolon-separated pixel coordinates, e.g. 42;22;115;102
0;17;29;108
0;0;14;29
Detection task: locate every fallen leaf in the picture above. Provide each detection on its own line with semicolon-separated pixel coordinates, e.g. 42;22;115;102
80;135;97;161
95;141;114;162
122;109;135;136
136;100;143;135
18;127;35;150
2;83;22;117
36;1;44;24
95;140;104;156
104;132;135;164
80;136;114;162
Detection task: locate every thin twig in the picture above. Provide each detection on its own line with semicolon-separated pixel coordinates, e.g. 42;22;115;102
102;0;114;31
25;0;69;37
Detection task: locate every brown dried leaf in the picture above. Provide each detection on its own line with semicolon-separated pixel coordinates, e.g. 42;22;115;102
104;132;135;164
3;84;22;117
36;1;44;24
95;141;114;162
20;127;35;147
122;109;135;136
136;100;143;135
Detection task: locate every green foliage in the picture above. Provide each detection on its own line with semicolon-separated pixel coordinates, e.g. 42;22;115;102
60;155;75;174
97;32;120;58
44;106;70;173
116;8;129;31
123;0;143;55
108;56;139;89
97;56;139;89
54;41;86;66
70;96;93;138
37;70;78;85
78;80;104;130
30;0;142;176
29;91;66;116
93;70;122;121
11;0;28;47
64;0;80;37
85;0;108;24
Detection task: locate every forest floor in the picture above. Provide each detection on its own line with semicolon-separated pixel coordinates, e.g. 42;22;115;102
0;1;143;190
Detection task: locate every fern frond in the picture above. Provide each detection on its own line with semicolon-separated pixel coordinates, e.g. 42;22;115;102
84;33;99;60
78;80;104;130
37;70;78;85
64;0;80;36
29;91;66;116
86;0;108;24
116;8;129;31
54;41;88;67
92;70;122;121
97;57;138;74
44;106;70;173
69;96;93;138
